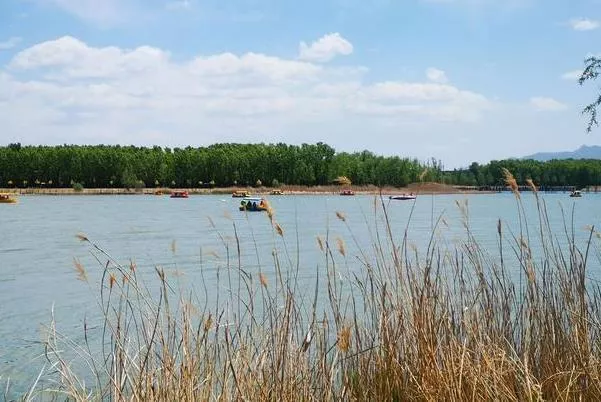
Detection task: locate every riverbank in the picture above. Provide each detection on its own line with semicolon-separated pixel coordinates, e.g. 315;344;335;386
0;182;488;196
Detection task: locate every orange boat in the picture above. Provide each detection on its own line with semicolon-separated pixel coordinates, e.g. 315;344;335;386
0;193;17;204
170;190;189;198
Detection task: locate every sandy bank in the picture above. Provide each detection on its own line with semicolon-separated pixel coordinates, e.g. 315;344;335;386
0;182;494;196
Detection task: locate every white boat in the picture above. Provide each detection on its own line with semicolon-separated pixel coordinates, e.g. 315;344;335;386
570;190;582;198
389;194;416;201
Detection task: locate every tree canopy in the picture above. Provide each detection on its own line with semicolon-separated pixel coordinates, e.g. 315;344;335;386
3;143;601;190
0;143;429;188
443;158;601;188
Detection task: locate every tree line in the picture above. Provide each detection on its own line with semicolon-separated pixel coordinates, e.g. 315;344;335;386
443;159;601;189
0;143;430;189
3;143;601;189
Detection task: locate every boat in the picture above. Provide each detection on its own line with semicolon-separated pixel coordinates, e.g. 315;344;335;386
270;189;284;195
389;193;416;201
170;190;189;198
0;193;17;204
239;197;269;212
570;190;582;198
340;189;355;196
232;190;249;198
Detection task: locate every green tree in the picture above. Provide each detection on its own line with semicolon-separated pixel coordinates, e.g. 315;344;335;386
121;167;138;189
579;56;601;132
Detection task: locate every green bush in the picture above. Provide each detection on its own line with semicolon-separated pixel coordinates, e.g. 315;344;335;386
72;182;84;192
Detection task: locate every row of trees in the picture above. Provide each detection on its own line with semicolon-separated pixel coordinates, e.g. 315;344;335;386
444;159;601;188
0;143;433;188
4;143;601;189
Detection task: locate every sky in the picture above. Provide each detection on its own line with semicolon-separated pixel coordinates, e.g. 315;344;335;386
0;0;600;168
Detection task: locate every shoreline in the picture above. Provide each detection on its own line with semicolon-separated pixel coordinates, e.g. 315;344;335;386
0;183;494;196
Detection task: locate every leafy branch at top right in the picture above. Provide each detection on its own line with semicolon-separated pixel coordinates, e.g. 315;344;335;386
579;56;601;132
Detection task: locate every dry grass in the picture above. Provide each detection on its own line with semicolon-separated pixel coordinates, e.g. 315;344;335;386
14;173;601;401
0;182;475;196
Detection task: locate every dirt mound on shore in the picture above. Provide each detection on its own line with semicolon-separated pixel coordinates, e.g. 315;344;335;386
406;182;462;194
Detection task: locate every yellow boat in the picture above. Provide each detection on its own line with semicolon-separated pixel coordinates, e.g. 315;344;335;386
239;197;269;212
0;193;17;204
232;190;250;198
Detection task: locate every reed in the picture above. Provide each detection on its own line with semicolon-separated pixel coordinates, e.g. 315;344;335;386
15;175;601;401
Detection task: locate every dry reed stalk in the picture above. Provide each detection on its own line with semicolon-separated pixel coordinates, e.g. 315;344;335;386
526;178;537;193
337;325;351;353
259;272;268;288
336;237;346;257
274;222;284;237
317;236;324;252
502;167;520;199
72;258;87;282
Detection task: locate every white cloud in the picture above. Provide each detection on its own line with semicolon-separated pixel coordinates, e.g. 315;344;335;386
569;18;600;31
10;36;171;78
1;35;494;156
529;97;568;112
425;67;448;83
561;70;582;81
0;37;22;50
298;33;353;62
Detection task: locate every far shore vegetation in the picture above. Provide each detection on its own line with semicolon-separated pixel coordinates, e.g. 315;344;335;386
3;143;601;192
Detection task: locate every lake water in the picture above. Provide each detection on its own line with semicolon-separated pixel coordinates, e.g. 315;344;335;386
1;192;600;395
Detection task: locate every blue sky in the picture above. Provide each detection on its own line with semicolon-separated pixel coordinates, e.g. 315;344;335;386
0;0;600;167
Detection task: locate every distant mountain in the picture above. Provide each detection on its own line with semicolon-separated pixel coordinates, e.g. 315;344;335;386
522;145;601;161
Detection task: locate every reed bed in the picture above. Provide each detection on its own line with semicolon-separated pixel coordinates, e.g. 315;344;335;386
14;172;601;401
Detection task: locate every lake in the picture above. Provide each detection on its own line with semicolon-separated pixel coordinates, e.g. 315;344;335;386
1;192;600;395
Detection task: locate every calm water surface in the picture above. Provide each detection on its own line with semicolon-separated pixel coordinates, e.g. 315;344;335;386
1;192;600;393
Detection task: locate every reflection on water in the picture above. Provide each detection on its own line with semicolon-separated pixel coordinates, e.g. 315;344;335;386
1;192;600;394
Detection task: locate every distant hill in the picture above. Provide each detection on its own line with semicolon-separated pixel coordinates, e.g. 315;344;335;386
522;145;601;161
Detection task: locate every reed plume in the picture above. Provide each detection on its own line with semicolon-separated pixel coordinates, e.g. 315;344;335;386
72;258;87;282
502;167;520;199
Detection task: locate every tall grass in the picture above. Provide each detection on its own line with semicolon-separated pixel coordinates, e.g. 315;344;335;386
17;175;601;400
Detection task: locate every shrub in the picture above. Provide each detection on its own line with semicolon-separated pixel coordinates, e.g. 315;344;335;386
72;182;84;192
